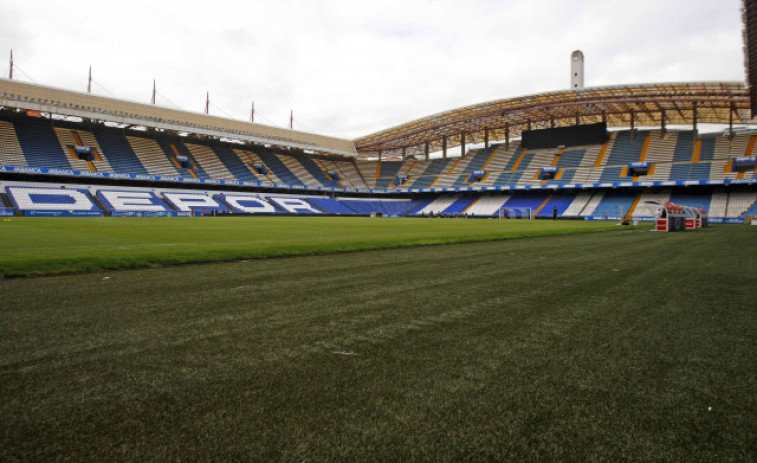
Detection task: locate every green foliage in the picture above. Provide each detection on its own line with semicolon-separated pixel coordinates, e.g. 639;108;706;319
1;225;755;461
0;217;621;277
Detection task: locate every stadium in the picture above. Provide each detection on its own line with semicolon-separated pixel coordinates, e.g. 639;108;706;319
1;1;756;461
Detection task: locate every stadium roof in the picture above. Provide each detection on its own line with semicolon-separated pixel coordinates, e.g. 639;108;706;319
354;82;753;158
0;79;358;157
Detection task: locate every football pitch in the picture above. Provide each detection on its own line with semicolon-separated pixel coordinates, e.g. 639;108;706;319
0;216;620;277
1;220;755;461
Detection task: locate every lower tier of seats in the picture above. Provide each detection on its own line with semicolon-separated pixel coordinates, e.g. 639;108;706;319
2;180;756;222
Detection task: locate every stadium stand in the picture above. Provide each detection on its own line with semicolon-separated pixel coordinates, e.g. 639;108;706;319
464;194;509;217
374;161;403;188
0;120;27;167
307;196;356;215
726;189;757;217
2;180;757;219
414;194;461;215
91;126;150;175
590;191;636;219
156;138;211;180
250;150;303;185
535;194;577;218
0;104;755;221
562;191;594;217
12;117;72;169
442;194;477;215
184;143;237;181
127;136;182;177
210;145;264;183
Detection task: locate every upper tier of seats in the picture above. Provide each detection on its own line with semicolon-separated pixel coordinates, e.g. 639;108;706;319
1;115;755;192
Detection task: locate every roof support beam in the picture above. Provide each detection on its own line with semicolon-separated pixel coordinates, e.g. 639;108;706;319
425;141;430;161
692;102;698;140
660;109;666;137
630;109;635;140
484;129;489;149
442;135;447;160
505;123;510;149
460;132;466;157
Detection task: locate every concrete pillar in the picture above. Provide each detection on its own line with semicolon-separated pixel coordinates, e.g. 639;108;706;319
425;141;429;161
505;123;510;149
571;50;584;89
484;129;489;149
442;136;447;159
660;109;666;137
692;102;698;140
460;133;466;157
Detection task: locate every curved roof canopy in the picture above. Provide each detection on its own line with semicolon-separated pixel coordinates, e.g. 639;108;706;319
354;82;752;158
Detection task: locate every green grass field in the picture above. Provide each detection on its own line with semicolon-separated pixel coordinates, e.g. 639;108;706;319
1;221;755;461
0;216;621;277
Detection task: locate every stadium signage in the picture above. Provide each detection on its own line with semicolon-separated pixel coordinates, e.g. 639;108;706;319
540;167;558;174
74;145;92;155
110;211;192;217
7;186;100;213
629;162;650;169
25;210;103;217
709;217;745;224
99;191;169;212
268;197;322;214
473;170;487;177
733;155;757;164
223;195;278;214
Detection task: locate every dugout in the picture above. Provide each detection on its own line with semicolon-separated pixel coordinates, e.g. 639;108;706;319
646;200;685;232
683;207;702;230
697;208;708;227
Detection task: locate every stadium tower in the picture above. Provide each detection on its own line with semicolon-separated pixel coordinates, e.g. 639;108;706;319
571;50;584;89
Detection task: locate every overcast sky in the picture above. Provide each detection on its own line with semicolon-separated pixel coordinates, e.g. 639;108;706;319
0;0;745;140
